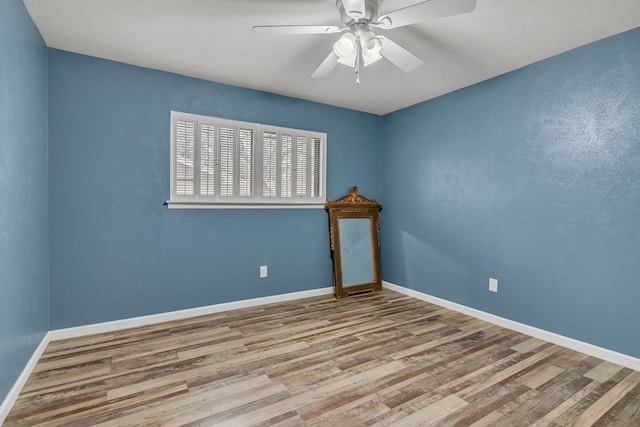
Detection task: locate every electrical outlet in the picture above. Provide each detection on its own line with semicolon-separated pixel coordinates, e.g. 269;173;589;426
260;265;268;278
489;278;498;293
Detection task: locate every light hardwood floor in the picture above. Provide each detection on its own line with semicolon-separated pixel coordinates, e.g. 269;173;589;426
4;290;640;426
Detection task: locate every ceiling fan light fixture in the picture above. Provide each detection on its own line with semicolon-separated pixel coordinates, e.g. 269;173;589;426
333;32;357;67
360;30;382;67
362;50;382;66
359;30;377;48
336;52;357;67
333;32;356;58
364;37;382;53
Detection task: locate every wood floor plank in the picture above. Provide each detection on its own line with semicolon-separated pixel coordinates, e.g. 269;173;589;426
200;361;406;427
517;363;565;389
593;373;640;426
511;337;547;353
566;370;640;426
391;394;468;427
95;379;286;427
454;346;557;400
391;326;493;360
440;381;532;426
5;289;640;426
467;410;504;427
306;397;390;427
529;380;602;427
107;341;309;400
584;361;624;383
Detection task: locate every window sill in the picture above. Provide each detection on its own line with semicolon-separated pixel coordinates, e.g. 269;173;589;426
165;201;326;210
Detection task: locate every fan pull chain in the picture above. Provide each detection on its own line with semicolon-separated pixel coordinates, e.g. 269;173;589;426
355;33;361;84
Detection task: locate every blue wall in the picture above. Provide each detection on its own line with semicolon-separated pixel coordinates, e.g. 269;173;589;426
48;50;382;328
381;27;640;357
0;0;49;402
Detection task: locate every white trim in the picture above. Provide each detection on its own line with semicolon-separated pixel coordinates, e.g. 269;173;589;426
49;287;333;341
383;281;640;371
0;332;51;425
165;202;326;210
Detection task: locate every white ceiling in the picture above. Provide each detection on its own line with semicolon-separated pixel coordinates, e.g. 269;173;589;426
24;0;640;115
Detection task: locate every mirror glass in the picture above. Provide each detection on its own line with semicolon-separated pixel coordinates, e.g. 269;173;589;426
338;217;374;285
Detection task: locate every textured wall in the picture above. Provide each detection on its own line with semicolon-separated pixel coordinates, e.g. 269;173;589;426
380;27;640;357
48;50;382;328
0;0;50;402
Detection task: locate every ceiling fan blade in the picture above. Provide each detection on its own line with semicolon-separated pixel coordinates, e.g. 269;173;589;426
379;36;423;72
377;0;476;29
311;51;339;79
252;25;342;35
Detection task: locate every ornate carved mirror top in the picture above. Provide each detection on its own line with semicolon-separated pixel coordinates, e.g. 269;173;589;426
325;187;382;298
325;186;382;210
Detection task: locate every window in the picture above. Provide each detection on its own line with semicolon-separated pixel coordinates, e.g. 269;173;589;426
168;111;326;208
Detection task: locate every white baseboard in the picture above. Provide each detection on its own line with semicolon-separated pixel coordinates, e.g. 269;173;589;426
49;287;333;341
0;286;333;423
0;332;51;425
383;281;640;371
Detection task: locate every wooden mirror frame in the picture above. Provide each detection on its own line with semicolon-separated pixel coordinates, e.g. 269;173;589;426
325;187;382;298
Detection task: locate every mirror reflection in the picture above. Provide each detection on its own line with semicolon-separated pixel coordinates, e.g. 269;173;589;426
338;218;374;285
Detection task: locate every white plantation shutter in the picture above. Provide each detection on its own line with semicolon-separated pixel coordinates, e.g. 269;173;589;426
170;111;325;207
219;125;235;197
175;120;195;196
296;135;308;196
280;134;293;198
262;131;277;198
200;124;216;196
238;128;254;197
311;136;322;198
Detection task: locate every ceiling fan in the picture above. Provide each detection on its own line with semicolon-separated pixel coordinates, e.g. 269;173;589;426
253;0;477;83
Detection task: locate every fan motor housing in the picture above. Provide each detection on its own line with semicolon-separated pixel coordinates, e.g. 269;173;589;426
337;0;380;24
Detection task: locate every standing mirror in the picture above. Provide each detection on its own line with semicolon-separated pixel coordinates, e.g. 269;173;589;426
325;187;382;298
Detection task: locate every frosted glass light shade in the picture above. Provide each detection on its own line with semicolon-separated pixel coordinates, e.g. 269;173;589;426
360;31;382;67
333;32;356;58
